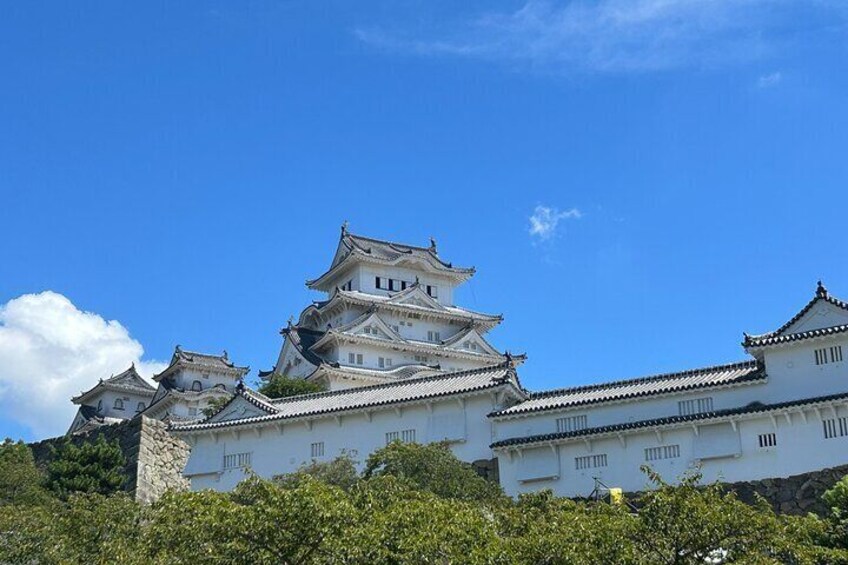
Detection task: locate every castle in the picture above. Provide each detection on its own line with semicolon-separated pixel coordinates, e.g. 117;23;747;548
69;226;848;498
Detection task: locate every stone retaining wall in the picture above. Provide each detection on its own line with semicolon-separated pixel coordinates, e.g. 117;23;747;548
30;416;190;503
725;464;848;516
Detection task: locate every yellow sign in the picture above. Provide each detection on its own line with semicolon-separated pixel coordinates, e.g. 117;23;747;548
609;488;623;505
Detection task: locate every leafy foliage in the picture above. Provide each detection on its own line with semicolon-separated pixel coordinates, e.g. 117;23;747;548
275;450;360;492
4;439;848;564
0;439;49;506
46;435;126;498
363;441;506;505
200;395;232;418
257;373;325;399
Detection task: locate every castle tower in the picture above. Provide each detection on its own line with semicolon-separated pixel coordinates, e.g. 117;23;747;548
266;225;515;390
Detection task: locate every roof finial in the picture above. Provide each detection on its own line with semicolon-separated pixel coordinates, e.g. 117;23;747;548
341;220;349;235
817;280;828;299
287;315;294;328
222;349;228;360
236;379;245;393
429;236;437;253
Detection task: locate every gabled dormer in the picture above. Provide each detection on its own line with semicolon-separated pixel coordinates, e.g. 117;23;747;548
204;385;279;425
443;327;502;357
313;311;404;351
387;283;447;311
744;282;848;352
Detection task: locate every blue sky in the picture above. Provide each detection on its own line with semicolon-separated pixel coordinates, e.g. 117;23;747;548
2;1;848;440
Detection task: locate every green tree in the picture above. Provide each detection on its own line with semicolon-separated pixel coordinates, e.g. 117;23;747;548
818;474;848;556
144;475;355;564
46;435;126;498
201;395;233;418
0;493;143;565
630;467;816;564
276;451;360;492
363;441;506;505
0;439;49;506
341;475;503;564
257;373;325;399
496;489;639;564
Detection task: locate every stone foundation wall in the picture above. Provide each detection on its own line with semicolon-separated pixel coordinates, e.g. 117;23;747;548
609;465;848;516
30;415;190;503
725;464;848;516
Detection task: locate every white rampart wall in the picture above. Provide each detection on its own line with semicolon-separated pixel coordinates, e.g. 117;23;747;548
184;392;500;492
496;402;848;498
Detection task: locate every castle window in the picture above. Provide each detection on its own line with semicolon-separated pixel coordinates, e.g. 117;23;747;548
575;454;607;470
426;285;438;299
223;452;252;469
311;442;324;458
758;433;777;448
342;280;353;291
556;415;588;433
678;397;713;416
113;398;124;411
386;429;416;445
427;331;441;343
831;346;844;363
136;402;145;413
414;355;429;363
191;380;203;392
357;354;363;365
815;348;829;365
378;357;393;368
823;417;848;439
645;445;680;461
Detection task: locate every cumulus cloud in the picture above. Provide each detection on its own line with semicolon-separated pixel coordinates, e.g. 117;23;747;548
0;291;165;439
356;0;846;74
529;205;582;241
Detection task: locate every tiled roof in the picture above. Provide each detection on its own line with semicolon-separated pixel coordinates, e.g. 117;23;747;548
281;325;325;366
743;282;848;347
315;289;501;323
491;361;764;417
72;364;156;403
491;390;848;448
154;346;249;381
307;227;475;289
170;362;523;432
744;324;848;347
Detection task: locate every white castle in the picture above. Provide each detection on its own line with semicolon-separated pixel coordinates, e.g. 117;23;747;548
70;227;848;498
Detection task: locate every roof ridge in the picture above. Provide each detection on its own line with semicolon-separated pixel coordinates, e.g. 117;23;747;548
747;283;848;340
347;232;434;253
528;360;761;400
270;361;511;405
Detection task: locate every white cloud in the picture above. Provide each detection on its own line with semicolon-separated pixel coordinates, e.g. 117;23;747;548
529;205;582;241
356;0;845;74
0;291;165;439
757;71;782;88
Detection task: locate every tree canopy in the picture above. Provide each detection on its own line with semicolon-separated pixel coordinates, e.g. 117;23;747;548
46;435;126;498
257;373;325;399
3;438;848;564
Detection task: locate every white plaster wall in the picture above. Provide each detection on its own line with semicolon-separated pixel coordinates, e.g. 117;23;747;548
87;389;153;420
758;336;848;403
497;403;848;498
173;368;240;393
331;341;491;373
184;393;499;492
493;380;770;442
